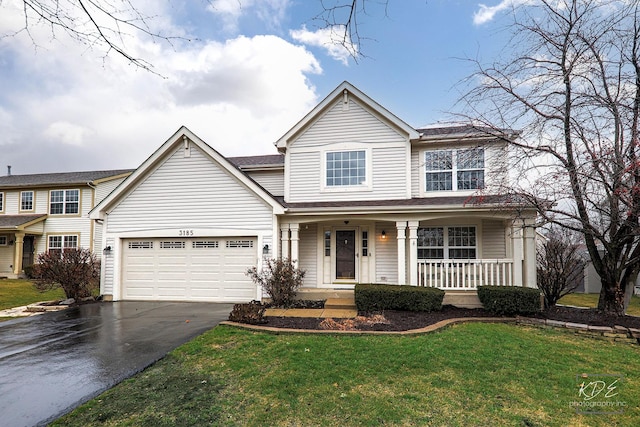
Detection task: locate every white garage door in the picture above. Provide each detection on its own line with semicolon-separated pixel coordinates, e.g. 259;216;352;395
121;237;257;302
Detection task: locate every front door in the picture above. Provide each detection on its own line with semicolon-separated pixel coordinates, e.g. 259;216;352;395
335;230;356;280
22;236;35;268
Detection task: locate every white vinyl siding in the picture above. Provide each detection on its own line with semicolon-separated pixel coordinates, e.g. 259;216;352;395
107;146;274;233
375;222;398;284
481;219;507;259
298;224;317;287
287;98;409;202
102;237;115;295
93;177;128;253
245;170;284;196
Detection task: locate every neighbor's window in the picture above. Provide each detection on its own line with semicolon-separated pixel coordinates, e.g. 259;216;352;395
326;150;366;186
50;189;79;215
48;235;78;256
0;192;4;212
418;226;476;259
425;148;484;191
20;191;34;211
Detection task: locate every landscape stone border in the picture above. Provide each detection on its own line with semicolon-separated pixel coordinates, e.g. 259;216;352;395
221;317;640;344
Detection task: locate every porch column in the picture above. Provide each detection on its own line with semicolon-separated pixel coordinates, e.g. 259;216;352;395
280;225;290;259
13;233;25;275
396;221;407;284
290;223;300;263
408;221;419;286
523;219;536;288
511;221;523;287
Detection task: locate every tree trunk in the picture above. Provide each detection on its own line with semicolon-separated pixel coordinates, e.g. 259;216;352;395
597;280;627;316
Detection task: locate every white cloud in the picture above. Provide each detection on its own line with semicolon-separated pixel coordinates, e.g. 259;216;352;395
473;0;534;25
0;3;322;174
43;122;93;147
290;25;357;65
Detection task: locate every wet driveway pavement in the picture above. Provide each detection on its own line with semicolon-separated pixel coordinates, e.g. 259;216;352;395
0;301;233;427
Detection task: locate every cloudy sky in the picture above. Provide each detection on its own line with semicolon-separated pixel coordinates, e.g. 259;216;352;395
0;0;514;174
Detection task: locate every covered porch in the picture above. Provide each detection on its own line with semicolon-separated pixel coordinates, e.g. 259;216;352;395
278;213;537;292
0;215;46;278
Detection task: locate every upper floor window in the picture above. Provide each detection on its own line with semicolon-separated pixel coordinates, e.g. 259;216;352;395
326;150;366;187
48;235;78;256
20;191;34;211
418;226;477;259
424;148;484;191
50;189;79;215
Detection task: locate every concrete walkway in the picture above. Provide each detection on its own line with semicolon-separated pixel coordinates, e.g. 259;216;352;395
0;302;68;317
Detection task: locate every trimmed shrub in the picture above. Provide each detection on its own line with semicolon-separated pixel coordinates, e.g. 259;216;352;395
228;301;266;324
355;284;444;312
246;258;305;307
477;285;541;315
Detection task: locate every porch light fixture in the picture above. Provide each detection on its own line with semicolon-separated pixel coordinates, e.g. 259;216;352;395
381;230;386;239
263;244;270;255
103;245;112;254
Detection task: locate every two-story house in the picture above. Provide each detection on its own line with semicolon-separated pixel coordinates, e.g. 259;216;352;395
0;170;133;278
90;82;537;305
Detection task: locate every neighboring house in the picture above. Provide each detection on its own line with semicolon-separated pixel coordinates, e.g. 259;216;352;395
90;82;538;305
0;169;133;278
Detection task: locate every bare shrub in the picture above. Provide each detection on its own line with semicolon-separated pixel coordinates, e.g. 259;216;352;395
246;258;305;307
537;228;586;309
33;248;100;300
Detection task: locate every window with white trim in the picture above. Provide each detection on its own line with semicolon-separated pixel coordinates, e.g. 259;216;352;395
0;192;4;212
21;191;34;211
50;189;79;214
418;226;477;259
424;148;484;191
48;235;78;256
0;236;7;246
326;150;366;187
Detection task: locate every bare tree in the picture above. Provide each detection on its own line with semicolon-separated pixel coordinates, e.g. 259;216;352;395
4;0;188;72
537;227;586;309
460;0;640;315
310;0;390;61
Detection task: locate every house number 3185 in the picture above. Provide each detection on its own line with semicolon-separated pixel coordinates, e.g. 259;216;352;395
178;230;194;236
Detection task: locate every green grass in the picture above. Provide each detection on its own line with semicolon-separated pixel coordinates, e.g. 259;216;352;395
558;293;640;316
53;323;640;426
0;279;65;310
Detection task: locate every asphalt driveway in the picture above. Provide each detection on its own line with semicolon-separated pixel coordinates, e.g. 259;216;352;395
0;301;233;427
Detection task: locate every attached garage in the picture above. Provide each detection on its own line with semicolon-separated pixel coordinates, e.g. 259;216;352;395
121;237;258;302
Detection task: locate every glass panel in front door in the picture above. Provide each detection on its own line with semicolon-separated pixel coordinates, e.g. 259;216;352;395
336;230;356;280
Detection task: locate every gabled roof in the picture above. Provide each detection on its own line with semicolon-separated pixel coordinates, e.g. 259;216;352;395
275;81;420;150
0;214;47;231
90;126;285;219
0;169;134;189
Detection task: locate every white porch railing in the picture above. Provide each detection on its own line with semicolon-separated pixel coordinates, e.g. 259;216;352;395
417;259;514;290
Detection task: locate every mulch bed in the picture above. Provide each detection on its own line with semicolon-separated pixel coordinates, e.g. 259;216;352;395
263;305;640;332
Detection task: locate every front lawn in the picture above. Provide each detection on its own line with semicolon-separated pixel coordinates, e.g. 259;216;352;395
0;279;64;310
53;323;640;426
559;293;640;316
